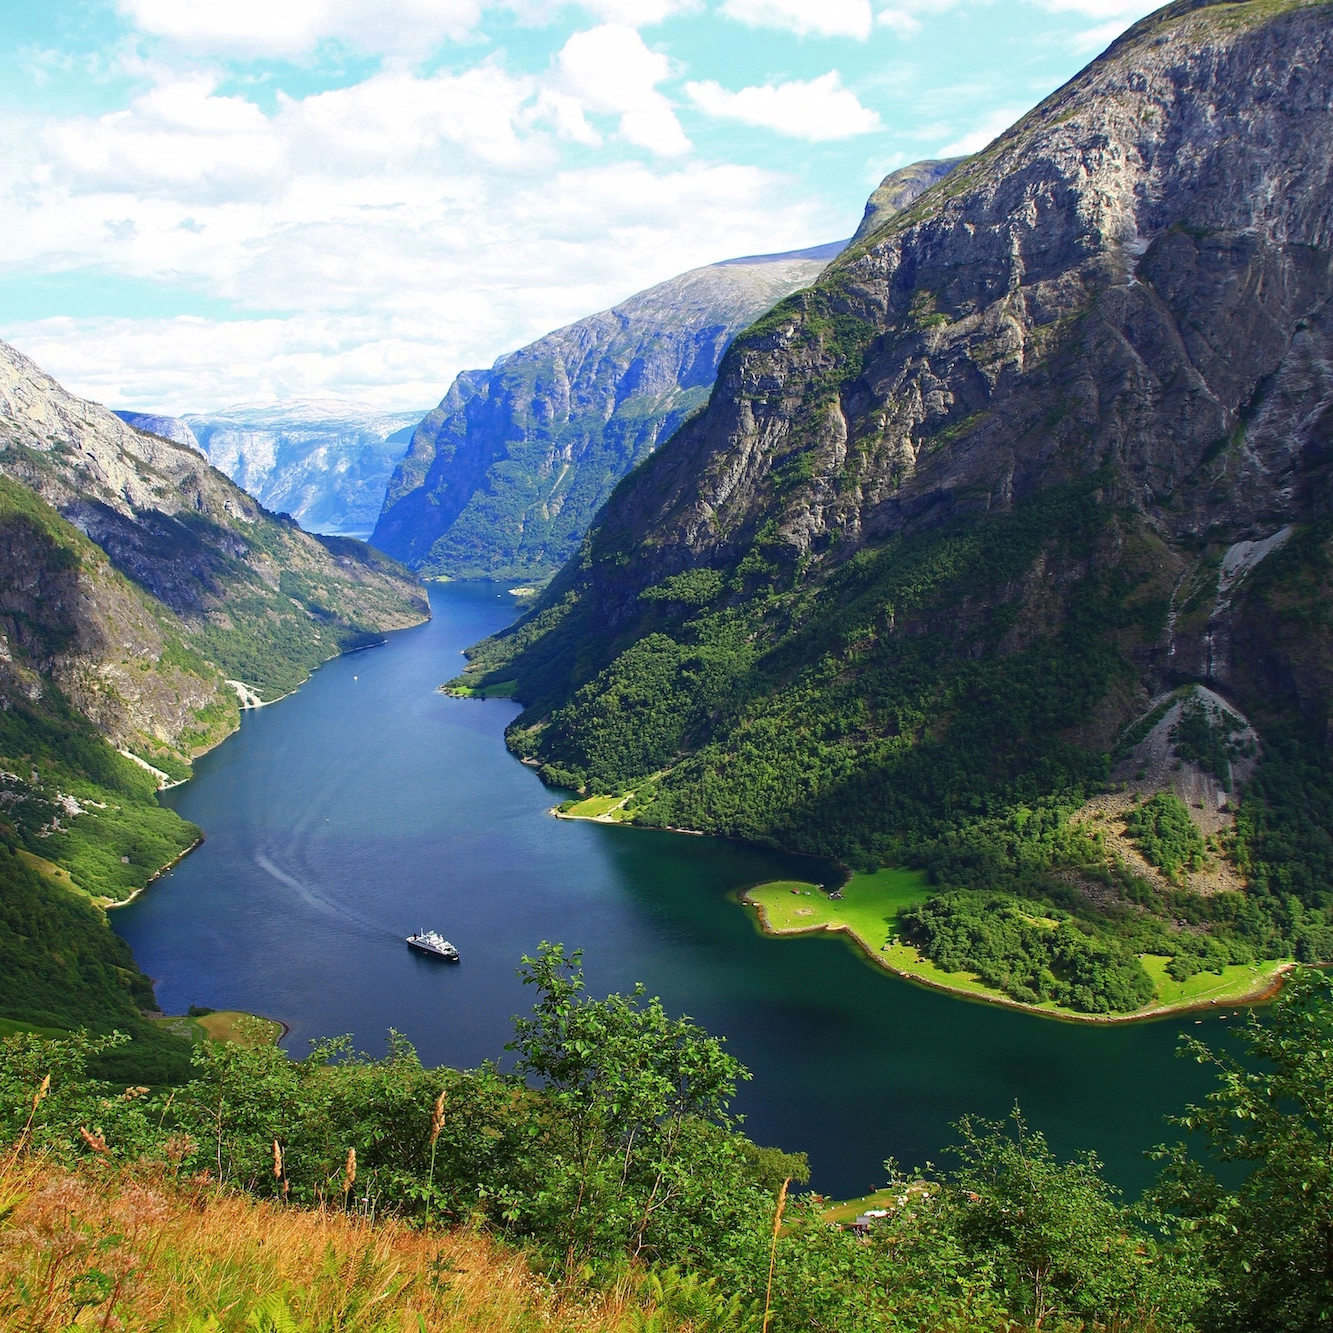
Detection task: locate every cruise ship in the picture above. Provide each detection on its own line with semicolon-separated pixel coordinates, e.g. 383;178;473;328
406;930;460;962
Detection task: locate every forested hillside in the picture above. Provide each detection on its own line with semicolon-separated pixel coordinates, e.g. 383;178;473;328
458;0;1333;1014
371;244;845;580
0;340;428;1071
4;947;1331;1330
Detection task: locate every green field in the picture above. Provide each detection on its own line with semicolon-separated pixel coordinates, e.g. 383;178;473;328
0;1010;283;1049
0;1016;68;1039
558;793;632;821
744;867;930;948
743;873;1289;1021
193;1010;285;1046
444;679;518;699
1139;955;1289;1010
744;870;1021;1007
820;1184;936;1226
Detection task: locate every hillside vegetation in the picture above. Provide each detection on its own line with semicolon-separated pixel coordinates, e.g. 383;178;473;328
0;341;428;1074
3;950;1331;1331
457;0;1333;1016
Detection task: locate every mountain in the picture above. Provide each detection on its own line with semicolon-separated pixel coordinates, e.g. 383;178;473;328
852;158;960;243
2;344;428;710
0;339;427;1072
457;0;1333;1012
183;401;422;536
113;411;203;453
372;241;861;582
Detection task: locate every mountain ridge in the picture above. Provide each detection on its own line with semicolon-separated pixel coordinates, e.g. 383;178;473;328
371;243;859;581
0;340;428;1072
453;0;1333;1012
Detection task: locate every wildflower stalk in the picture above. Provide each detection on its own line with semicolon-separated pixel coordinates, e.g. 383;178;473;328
762;1177;789;1333
342;1148;356;1211
2;1074;49;1172
426;1089;445;1227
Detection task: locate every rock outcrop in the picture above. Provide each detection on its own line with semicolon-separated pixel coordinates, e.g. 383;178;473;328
113;411;203;454
852;158;960;243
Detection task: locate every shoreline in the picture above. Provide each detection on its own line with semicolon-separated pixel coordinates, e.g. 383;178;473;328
119;749;189;790
741;889;1294;1025
119;633;406;906
552;807;705;836
536;786;1291;1026
103;836;205;911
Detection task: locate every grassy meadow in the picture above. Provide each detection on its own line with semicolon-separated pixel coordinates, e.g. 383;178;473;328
0;1162;647;1333
743;871;1290;1020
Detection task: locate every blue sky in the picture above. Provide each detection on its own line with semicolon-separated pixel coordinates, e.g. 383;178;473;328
0;0;1159;412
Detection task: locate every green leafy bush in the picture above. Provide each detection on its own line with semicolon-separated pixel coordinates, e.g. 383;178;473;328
1127;793;1207;880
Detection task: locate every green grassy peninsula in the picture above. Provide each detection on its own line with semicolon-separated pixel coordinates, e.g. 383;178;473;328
744;871;1288;1021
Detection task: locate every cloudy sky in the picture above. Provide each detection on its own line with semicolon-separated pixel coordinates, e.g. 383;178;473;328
0;0;1160;414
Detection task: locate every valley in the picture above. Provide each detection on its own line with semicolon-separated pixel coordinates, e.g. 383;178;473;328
109;581;1228;1200
3;2;1333;1326
457;0;1333;1023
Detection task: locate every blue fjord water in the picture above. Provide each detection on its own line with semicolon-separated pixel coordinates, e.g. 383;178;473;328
114;581;1228;1199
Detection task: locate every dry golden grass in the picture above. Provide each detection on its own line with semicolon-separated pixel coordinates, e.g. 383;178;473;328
0;1161;647;1332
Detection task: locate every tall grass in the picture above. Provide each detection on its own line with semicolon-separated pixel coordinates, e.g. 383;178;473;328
0;1162;651;1332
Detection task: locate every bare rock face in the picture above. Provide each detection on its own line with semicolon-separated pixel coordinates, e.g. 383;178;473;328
605;3;1330;561
0;340;428;762
113;411;203;454
371;242;850;580
852;159;961;243
570;1;1333;685
0;484;234;768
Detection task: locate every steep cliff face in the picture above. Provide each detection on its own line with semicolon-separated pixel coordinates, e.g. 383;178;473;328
465;1;1333;882
0;476;234;773
0;340;429;706
372;243;851;581
186;402;421;535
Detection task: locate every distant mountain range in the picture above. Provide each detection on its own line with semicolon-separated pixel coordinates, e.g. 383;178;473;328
371;241;852;581
117;402;422;536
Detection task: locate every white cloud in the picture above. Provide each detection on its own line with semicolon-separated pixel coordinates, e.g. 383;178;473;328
687;72;880;142
117;0;484;57
1031;0;1155;15
1026;0;1160;50
551;25;690;155
505;0;699;24
578;0;700;21
875;0;966;32
876;9;922;36
42;76;288;205
2;65;828;411
939;105;1023;156
720;0;874;41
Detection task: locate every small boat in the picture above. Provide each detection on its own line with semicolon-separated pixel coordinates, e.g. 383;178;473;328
406;929;460;962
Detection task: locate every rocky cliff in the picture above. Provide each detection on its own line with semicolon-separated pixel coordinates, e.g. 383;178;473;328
462;1;1333;932
852;158;960;243
0;340;428;735
372;243;852;581
185;401;421;536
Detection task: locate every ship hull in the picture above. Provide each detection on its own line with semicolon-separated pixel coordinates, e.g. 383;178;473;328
406;938;459;962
